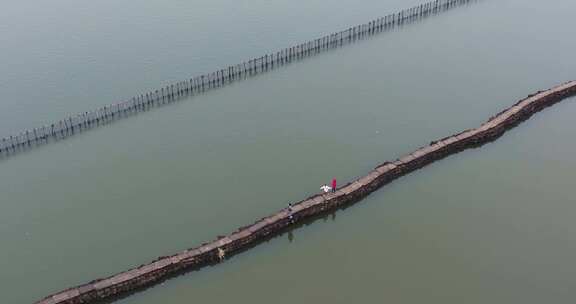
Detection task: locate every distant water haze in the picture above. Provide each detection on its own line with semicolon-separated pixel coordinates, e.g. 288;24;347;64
1;0;575;303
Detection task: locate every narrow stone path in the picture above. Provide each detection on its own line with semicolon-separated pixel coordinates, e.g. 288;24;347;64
37;80;576;304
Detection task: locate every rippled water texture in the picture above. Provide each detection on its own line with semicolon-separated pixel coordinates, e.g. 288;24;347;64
1;0;575;303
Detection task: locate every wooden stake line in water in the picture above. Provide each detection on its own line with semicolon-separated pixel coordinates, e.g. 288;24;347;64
0;0;477;160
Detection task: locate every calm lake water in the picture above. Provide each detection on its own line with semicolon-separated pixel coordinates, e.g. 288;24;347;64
1;0;575;303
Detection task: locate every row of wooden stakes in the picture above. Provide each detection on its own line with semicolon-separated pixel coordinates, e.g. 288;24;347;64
0;0;475;158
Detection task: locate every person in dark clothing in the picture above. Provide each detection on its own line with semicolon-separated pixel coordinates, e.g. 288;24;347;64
287;203;294;221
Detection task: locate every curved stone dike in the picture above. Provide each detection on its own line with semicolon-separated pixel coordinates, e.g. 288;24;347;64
37;80;576;304
0;0;476;161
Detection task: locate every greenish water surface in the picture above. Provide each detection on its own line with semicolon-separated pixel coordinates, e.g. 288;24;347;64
0;0;575;303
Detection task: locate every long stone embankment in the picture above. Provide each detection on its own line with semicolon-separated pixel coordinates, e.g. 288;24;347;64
37;81;576;304
0;0;476;160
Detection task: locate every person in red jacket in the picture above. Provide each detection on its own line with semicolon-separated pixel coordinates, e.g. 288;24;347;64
331;178;337;193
